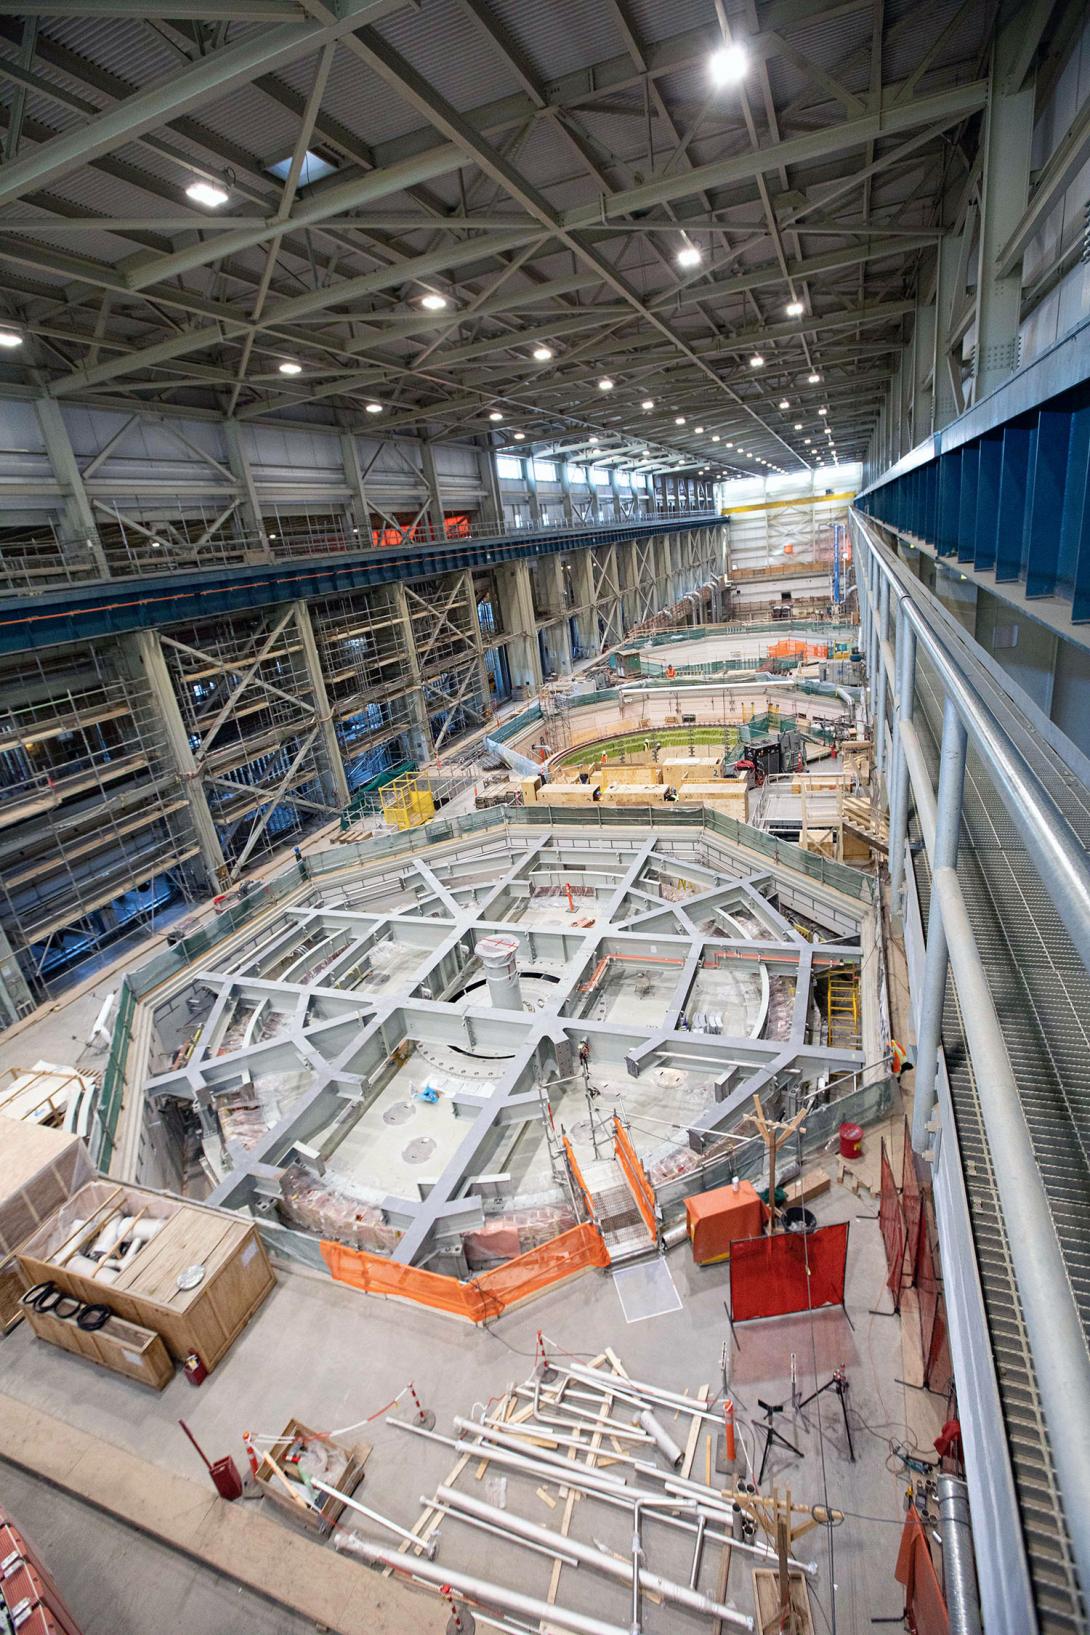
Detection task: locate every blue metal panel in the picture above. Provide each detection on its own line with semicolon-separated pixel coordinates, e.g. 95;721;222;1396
0;515;721;656
995;422;1032;582
1024;407;1070;598
937;451;962;556
1057;400;1090;599
973;433;1002;573
957;444;979;563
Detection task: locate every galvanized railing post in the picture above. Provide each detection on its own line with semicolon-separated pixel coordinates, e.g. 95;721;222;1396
888;614;916;919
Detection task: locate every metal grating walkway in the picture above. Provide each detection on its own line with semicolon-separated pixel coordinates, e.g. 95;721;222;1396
910;647;1090;1634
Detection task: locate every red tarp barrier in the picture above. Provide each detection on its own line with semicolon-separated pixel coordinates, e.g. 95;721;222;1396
902;1116;922;1272
879;1137;906;1309
916;1206;941;1383
895;1510;949;1635
729;1222;849;1323
926;1294;954;1397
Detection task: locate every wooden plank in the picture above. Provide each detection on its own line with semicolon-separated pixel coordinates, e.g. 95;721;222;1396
680;1384;710;1480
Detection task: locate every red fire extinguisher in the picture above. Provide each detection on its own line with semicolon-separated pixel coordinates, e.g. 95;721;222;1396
183;1350;207;1386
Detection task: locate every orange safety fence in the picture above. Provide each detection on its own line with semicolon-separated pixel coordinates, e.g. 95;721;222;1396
321;1221;610;1323
563;1135;596;1221
895;1510;949;1635
729;1222;849;1323
613;1116;658;1241
879;1136;907;1310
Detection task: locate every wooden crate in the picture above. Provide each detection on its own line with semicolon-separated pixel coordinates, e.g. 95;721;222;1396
24;1303;173;1390
0;1116;94;1334
255;1418;369;1536
15;1179;275;1372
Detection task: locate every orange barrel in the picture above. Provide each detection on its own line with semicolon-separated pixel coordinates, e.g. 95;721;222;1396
839;1122;863;1159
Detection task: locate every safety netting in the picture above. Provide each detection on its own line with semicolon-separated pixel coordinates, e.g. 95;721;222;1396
878;1136;906;1309
728;1222;849;1323
613;1117;657;1240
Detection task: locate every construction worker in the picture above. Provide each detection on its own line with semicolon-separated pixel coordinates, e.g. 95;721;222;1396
889;1038;913;1078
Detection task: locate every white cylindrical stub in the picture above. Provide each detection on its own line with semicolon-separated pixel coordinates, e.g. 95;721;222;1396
637;1408;684;1469
475;933;522;1011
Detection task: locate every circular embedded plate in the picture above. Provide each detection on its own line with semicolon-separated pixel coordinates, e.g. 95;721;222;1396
403;1136;437;1165
382;1100;414;1125
176;1263;205;1291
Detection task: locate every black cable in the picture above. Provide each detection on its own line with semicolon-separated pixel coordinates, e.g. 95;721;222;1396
76;1303;112;1332
51;1294;84;1321
20;1281;55;1308
32;1285;68;1314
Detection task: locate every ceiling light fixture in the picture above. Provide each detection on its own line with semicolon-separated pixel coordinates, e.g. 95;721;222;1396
676;245;702;268
712;435;720;442
794;422;803;430
641;398;654;410
778;399;790;409
589;435;599;444
694;425;704;433
598;376;614;391
278;360;302;375
514;432;525;441
185;179;229;208
532;345;554;361
420;293;448;311
808;372;821;383
0;330;23;349
785;301;803;317
675;416;686;425
489;410;503;422
709;43;748;84
365;401;383;414
818;406;828;416
749;354;764;368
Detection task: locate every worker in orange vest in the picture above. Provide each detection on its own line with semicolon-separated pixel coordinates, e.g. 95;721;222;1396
889;1039;913;1078
666;663;676;679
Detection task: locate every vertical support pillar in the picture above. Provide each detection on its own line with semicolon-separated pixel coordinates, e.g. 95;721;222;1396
523;456;543;527
932;236;962;433
912;697;968;1154
128;629;226;889
973;20;1034;402
393;582;434;764
559;461;575;525
223;420;269;555
888;614;916;920
341;432;372;543
420;440;446;540
912;302;936;451
478;444;503;533
35;398;109;576
293;602;350;809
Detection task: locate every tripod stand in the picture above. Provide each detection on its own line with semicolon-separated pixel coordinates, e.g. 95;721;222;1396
756;1397;804;1486
797;1365;855;1462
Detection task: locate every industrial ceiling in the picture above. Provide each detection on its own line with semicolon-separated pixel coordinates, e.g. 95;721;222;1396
0;0;998;475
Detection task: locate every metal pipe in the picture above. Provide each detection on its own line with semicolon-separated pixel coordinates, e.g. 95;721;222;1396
936;1476;982;1635
426;1495;582;1567
688;1515;706;1590
435;1487;754;1632
637;1409;684;1468
932;864;1090;1610
559;1362;723;1424
334;1532;633;1635
310;1478;435;1557
911;697;966;1153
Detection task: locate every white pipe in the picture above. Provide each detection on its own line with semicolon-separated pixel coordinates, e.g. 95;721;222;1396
436;1486;753;1632
334;1532;633;1635
310;1479;435;1557
638;1409;684;1468
427;1495;582;1567
559;1362;723;1425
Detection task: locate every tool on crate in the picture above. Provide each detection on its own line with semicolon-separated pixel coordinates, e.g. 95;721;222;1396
178;1420;243;1501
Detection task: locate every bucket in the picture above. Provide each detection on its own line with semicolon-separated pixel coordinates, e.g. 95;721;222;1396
839;1122;863;1159
783;1206;817;1234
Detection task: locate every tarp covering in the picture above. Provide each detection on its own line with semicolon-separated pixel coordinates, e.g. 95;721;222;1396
729;1221;849;1322
684;1180;764;1264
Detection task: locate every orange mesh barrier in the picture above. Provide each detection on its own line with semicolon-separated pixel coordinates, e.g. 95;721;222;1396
895;1510;949;1635
320;1222;609;1323
879;1137;906;1310
902;1115;922;1271
613;1116;657;1241
563;1135;596;1220
729;1222;849;1323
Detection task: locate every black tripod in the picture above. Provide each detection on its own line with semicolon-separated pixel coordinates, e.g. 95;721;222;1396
797;1365;855;1462
756;1397;804;1486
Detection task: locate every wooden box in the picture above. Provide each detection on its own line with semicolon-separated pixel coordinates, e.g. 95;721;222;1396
255;1418;369;1536
0;1116;94;1334
16;1179;274;1372
25;1303;173;1390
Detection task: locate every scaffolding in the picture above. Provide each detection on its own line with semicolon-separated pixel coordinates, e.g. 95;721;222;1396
379;772;436;831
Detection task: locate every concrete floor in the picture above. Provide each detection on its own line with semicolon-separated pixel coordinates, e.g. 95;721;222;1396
0;1183;922;1635
0;1465;319;1635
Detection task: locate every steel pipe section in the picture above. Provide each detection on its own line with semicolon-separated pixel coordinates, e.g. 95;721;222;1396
937;1476;983;1635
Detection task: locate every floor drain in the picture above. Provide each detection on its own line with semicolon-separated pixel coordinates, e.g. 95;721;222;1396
383;1101;414;1125
403;1136;437;1164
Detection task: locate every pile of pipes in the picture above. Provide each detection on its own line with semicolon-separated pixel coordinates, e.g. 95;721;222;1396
330;1348;823;1635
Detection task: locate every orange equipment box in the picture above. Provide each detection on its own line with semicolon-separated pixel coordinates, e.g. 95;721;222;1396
684;1181;764;1265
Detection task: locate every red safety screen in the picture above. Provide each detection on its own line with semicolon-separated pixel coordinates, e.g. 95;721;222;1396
895;1510;949;1635
729;1222;849;1323
879;1137;906;1309
901;1116;922;1274
926;1294;954;1397
916;1204;942;1389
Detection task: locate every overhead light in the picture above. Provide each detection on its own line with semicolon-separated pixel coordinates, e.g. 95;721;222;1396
598;376;614;391
186;179;229;208
804;438;812;445
725;441;733;448
532;345;554;362
808;372;821;383
365;402;383;413
794;422;803;430
675;416;686;425
709;43;748;84
489;411;503;422
819;406;828;416
0;330;23;349
641;398;655;409
712;435;720;442
676;244;702;268
785;301;803;317
589;435;599;444
420;292;448;311
150;539;162;549
749;354;764;368
694;425;704;433
778;398;790;409
514;431;525;441
278;360;302;375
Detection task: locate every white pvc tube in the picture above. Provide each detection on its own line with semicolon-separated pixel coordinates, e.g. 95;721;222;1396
310;1478;435;1556
638;1409;684;1468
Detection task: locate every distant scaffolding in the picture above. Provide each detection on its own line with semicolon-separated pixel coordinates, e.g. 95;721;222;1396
537;680;574;757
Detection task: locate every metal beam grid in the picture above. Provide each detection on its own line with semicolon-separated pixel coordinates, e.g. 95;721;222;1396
0;644;201;993
0;2;997;470
852;510;1090;1634
308;583;422;776
858;319;1090;620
